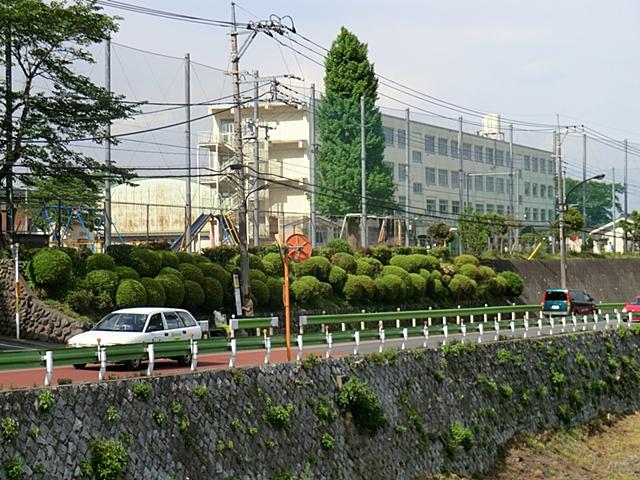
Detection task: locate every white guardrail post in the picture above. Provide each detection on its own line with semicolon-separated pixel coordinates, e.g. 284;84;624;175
442;324;448;345
478;322;483;343
263;329;271;365
378;327;386;353
423;322;429;347
523;318;529;338
605;313;610;330
43;350;53;387
228;339;237;368
549;317;555;335
353;331;360;355
190;339;198;372
561;316;566;333
98;347;107;382
325;330;333;359
146;343;155;376
401;327;408;350
537;318;542;336
571;315;577;332
460;322;466;343
493;319;499;341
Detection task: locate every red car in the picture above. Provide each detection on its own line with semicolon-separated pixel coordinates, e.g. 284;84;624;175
622;297;640;317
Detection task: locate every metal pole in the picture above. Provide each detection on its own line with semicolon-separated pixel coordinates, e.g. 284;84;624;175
104;37;112;248
4;25;14;241
252;70;260;247
556;130;566;288
582;130;587;248
12;243;19;339
360;95;367;248
508;124;514;251
405;108;410;247
624;138;628;253
56;198;62;248
185;53;192;252
457;116;463;254
310;84;317;248
612;167;616;253
230;3;249;300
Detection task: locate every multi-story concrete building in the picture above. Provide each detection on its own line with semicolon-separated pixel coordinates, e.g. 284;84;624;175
199;102;555;246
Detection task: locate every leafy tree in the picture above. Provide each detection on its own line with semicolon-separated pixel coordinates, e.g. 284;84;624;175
565;177;622;227
620;210;640;252
317;27;394;216
458;207;488;256
427;222;453;246
0;0;135;236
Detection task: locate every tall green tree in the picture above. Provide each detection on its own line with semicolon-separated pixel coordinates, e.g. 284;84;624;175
317;27;394;216
458;207;489;256
565;177;623;227
0;0;135;235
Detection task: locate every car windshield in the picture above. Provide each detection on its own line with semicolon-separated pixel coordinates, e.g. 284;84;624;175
545;291;567;301
94;313;147;332
632;298;640;305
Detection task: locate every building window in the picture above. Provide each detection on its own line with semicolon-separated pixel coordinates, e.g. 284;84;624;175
399;195;406;206
451;140;459;158
548;209;554;221
383;127;394;146
425;167;436;185
466;175;473;191
426;199;436;214
474;145;483;162
438;169;449;186
540;158;546;173
486;204;494;213
462;143;472;160
439;199;448;214
524;155;530;170
397;129;406;149
548;159;554;175
496;149;504;166
485;147;494;165
412;151;422;164
425;135;435;153
486;176;494;192
496;205;505;215
451;200;460;215
533;208;539;221
474;175;484;191
540;184;546;198
525;207;531;220
519;195;523;205
532;157;538;172
532;183;538;197
399;164;408;182
413;182;423;194
548;185;554;199
496;177;505;194
541;209;547;222
524;182;530;196
383;161;394;177
438;138;448;156
475;203;484;214
451;170;460;189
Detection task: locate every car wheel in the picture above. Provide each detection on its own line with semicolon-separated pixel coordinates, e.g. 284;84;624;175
175;354;192;367
73;363;86;370
125;358;143;370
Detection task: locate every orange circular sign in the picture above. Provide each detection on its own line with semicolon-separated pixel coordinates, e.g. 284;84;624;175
286;234;312;263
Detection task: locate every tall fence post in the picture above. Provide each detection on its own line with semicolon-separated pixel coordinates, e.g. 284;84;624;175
229;338;237;368
98;347;107;382
423;322;429;347
478;322;483;343
378;321;386;353
190;338;198;372
146;343;155;376
263;329;271;365
353;330;360;355
43;351;53;387
401;327;408;350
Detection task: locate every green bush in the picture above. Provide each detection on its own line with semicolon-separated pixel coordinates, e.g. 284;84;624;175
409;273;427;298
182;280;205;311
201;245;239;266
448;274;477;299
199;263;231;286
115;266;140;281
342;275;366;304
379;274;406;302
178;263;204;285
230;253;265;272
86;269;119;297
115;279;148;307
266;277;284;310
65;289;94;314
381;265;410;282
368;245;393;265
158;266;183;280
433;278;448;299
85;253;115;272
326;239;353;254
389;254;439;273
105;244;135;265
91;440;128;480
176;252;196;264
336;377;386;435
29;249;74;291
294;256;331;282
454;254;480;267
202;277;224;311
478;265;496;280
250;279;270;307
140;278;166;307
355;257;383;277
250;269;268;283
419;269;435;294
161;251;179;268
498;271;524;297
458;263;480;280
262;252;284;276
331;252;357;273
193;254;211;264
488;275;508;297
290;276;322;306
129;249;162;278
430;246;450;259
155;275;185;307
357;275;377;302
328;266;348;293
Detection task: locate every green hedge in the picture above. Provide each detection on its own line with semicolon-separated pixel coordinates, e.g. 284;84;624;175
291;276;322;306
328;266;348;293
155;275;185;307
115;266;140;281
29;249;74;291
86;269;118;297
202;277;224;311
161;251;179;268
448;274;477;299
182;280;205;311
356;257;383;277
498;271;524;297
129;249;162;277
294;256;331;282
331;252;357;274
140;277;166;307
262;252;284;276
178;263;204;285
250;279;270;307
266;277;284;310
158;266;183;280
199;263;231;287
85;253;115;272
115;279;147;308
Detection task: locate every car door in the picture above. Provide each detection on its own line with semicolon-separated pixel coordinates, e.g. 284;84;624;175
162;311;187;341
177;311;203;340
144;313;168;342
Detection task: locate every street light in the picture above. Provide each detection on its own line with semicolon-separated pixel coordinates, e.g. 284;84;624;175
558;173;605;288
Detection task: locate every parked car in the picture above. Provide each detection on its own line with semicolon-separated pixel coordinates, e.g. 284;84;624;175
622;297;640;316
67;307;203;369
541;288;597;316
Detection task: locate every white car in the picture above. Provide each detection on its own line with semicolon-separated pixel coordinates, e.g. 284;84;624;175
67;307;203;369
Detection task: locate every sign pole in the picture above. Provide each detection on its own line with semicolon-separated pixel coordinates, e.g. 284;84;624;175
283;254;292;361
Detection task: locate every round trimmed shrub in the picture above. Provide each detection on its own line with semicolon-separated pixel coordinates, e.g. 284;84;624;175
368;245;393;265
129;249;162;278
433;278;448;298
328;266;348;293
66;289;94;315
478;265;496;281
262;253;283;276
155;274;185;307
86;269;119;297
178;263;204;285
409;273;427;298
389;255;415;272
115;266;140;281
193;254;211;264
161;251;179;268
380;274;406;302
381;265;410;282
85;253;115;272
412;254;439;271
29;249;74;290
448;274;477;299
176;252;196;264
488;275;508;297
458;263;480;280
319;282;333;298
290;275;322;306
199;263;231;287
230;253;265;272
294;256;331;282
454;254;480;268
419;269;435;295
105;244;135;265
250;279;270;307
202;277;224;311
357;275;377;302
158;266;183;280
140;277;166;307
266;277;284;310
331;252;357;274
355;257;383;277
325;239;353;254
343;275;365;304
115;279;147;307
182;280;205;311
250;269;268;283
498;271;524;297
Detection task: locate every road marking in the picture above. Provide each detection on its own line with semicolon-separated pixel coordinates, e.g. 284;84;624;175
0;342;34;350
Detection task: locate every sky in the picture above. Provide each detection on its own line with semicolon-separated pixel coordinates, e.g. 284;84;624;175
87;0;640;210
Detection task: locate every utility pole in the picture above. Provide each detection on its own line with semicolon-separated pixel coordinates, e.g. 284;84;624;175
405;108;410;247
457;116;463;254
252;70;260;247
4;25;14;242
612;167;616;254
185;53;192;252
103;37;112;249
360;96;367;248
309;84;317;248
624;139;628;253
508;124;514;251
582;130;587;248
555;130;567;288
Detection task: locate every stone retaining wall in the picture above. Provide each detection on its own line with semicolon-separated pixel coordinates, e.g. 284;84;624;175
1;329;640;479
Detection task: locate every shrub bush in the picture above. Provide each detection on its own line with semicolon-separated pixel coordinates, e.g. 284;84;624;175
458;263;480;280
328;266;347;293
175;252;195;264
498;271;524;296
29;249;74;291
250;279;270;307
85;253;115;272
199;262;231;286
357;275;377;302
330;252;357;273
230;253;265;272
336;377;386;434
161;251;179;268
129;249;162;278
409;273;427;298
115;279;148;308
155;275;185;307
182;280;205;311
430;246;450;260
86;269;119;297
390;254;440;273
454;254;480;267
294;256;331;282
488;275;508;297
105;244;135;265
355;257;383;277
433;278;448;299
158;266;183;280
201;245;239;266
250;269;268;283
202;277;224;311
115;266;140;281
90;439;128;480
290;276;322;306
65;289;94;314
448;274;477;299
368;245;393;265
419;269;435;294
478;265;496;281
326;239;353;254
262;252;284;276
319;281;333;298
178;263;204;285
379;274;406;303
266;277;283;310
193;254;211;264
93;291;114;313
381;265;410;282
343;275;364;304
389;255;415;272
140;277;166;307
